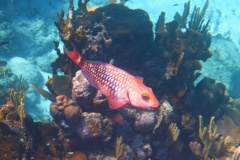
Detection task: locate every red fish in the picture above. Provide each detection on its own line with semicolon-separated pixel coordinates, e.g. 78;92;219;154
65;45;159;110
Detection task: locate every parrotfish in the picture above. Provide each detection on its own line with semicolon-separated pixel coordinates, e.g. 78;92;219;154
65;45;159;110
31;84;56;102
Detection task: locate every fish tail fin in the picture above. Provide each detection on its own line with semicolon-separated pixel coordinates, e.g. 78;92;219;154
65;44;82;67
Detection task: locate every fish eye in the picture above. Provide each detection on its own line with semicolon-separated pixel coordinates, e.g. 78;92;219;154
142;92;149;100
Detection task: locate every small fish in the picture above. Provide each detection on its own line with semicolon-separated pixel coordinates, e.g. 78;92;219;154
65;45;159;110
31;84;56;102
173;4;178;6
0;60;7;66
0;42;9;46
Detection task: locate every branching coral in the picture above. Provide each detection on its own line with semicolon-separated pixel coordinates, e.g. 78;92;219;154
146;1;212;108
116;136;124;160
55;0;74;43
174;0;211;48
9;89;26;128
198;115;235;159
165;123;180;146
15;75;28;92
189;141;203;159
55;2;153;71
174;1;190;29
153;99;174;133
189;0;210;34
50;41;78;77
153;113;163;134
48;1;236;159
155;12;165;34
232;146;240;160
174;0;210;35
115;136;134;160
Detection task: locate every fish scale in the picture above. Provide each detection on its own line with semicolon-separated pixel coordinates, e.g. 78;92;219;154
82;62;131;98
66;45;159;110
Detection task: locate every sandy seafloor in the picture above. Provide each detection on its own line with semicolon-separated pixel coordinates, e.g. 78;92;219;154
0;0;240;122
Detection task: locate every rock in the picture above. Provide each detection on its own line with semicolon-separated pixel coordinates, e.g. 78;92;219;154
72;70;96;99
77;112;103;140
8;57;44;85
35;55;52;72
134;111;157;132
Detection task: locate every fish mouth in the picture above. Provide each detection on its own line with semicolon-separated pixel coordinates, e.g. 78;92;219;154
138;106;159;111
147;106;159;110
148;102;160;110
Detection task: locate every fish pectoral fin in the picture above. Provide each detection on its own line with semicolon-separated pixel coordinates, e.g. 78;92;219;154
108;98;129;110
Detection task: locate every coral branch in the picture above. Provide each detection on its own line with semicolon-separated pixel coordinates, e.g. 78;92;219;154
165;123;180;146
174;1;190;28
155;12;165;33
115;136;124;160
198;115;235;159
189;141;203;159
153;113;163;134
9;89;26;128
189;0;209;33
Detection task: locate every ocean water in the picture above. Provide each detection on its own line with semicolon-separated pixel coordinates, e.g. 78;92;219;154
0;0;240;159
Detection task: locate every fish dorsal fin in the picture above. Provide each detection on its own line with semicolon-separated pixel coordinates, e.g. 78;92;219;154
135;76;143;83
108;97;129;109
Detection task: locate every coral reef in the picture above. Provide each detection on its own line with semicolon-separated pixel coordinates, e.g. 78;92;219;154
115;136;134;160
183;77;230;122
199;115;235;159
49;1;231;159
216;105;240;146
134;111;157;132
0;95;67;159
165;123;180;146
77;112;103;139
0;122;25;159
50;95;81;126
1;1;239;160
50;40;79;77
55;1;153;70
9;89;26;128
189;115;235;160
